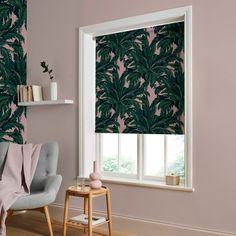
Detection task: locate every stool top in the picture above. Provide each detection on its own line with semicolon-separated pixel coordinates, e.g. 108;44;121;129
67;185;107;196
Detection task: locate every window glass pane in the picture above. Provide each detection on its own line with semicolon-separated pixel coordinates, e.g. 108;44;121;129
166;135;185;177
144;135;164;177
120;134;137;174
101;134;118;172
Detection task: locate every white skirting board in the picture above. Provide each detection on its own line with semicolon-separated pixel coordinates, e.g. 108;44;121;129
49;204;236;236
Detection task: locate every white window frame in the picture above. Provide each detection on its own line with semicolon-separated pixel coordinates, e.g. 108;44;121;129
99;134;185;184
79;6;193;191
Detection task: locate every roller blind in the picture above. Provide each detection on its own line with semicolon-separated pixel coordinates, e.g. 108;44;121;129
95;22;184;134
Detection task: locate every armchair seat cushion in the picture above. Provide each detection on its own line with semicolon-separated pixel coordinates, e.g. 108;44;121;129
11;191;51;210
11;175;62;210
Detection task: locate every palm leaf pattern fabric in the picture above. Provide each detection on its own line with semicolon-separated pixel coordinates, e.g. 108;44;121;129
96;22;184;134
0;0;27;143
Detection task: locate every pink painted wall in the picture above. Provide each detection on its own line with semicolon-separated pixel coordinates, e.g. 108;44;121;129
27;0;236;234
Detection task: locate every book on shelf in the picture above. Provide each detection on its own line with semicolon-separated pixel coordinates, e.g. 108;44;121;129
69;214;106;226
17;85;43;103
32;85;43;101
27;85;33;102
22;86;28;102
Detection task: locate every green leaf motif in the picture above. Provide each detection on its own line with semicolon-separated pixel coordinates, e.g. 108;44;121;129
0;0;26;144
96;22;184;134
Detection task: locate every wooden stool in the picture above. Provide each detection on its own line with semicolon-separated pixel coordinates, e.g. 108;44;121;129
63;185;112;236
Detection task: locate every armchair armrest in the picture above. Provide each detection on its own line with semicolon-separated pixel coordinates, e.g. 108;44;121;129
44;175;62;201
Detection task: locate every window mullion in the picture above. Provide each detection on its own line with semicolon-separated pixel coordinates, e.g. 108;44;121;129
96;133;101;172
138;134;143;180
164;135;168;176
118;134;121;172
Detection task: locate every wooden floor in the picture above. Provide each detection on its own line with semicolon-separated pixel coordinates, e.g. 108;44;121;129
6;211;132;236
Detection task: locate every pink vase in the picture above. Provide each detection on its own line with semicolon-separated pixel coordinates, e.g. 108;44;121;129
89;161;102;189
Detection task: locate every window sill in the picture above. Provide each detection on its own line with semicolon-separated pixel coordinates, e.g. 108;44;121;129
100;177;194;192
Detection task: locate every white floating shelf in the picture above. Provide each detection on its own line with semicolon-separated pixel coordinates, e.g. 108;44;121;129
18;99;74;106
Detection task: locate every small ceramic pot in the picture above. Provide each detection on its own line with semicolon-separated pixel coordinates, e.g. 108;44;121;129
89;161;102;189
90;180;102;189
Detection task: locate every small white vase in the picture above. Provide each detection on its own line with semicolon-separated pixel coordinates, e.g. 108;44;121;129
50;81;57;100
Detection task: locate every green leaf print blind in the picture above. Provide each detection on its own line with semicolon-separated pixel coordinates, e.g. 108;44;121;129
95;22;185;134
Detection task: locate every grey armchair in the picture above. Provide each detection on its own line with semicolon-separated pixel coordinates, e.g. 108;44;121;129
0;141;62;236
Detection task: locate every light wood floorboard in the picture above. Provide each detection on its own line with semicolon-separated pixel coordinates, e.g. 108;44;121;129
6;211;132;236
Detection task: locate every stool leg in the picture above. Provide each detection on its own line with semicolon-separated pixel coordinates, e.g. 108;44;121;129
84;197;88;233
63;192;69;236
84;197;88;215
106;190;112;236
88;193;93;236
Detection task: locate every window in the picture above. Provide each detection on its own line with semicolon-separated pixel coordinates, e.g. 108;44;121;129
100;134;137;175
98;134;185;184
79;6;192;190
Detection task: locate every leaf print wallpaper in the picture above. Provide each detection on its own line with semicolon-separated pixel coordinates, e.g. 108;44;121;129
96;22;184;134
0;0;27;143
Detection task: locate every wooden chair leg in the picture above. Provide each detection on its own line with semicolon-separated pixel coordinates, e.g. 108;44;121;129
43;206;54;236
6;210;14;223
7;210;13;218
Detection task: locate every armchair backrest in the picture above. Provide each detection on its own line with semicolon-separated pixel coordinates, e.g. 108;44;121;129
0;141;59;191
33;141;59;178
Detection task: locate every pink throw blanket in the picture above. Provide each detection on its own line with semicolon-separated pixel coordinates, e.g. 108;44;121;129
0;143;42;236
